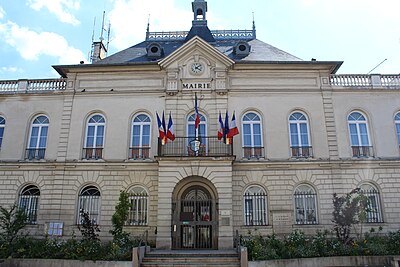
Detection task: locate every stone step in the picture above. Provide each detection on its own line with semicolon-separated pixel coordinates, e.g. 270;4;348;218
141;250;240;267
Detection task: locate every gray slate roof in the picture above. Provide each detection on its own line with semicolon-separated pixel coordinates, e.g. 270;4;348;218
95;38;302;65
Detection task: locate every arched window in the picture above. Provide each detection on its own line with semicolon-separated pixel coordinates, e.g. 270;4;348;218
187;113;207;156
26;115;49;160
77;185;101;224
18;185;40;224
348;111;372;157
243;185;268;226
242;112;263;158
0;116;5;149
289;112;312;158
359;184;383;223
294;184;317;225
130;114;151;159
83;114;105;159
127;186;149;226
394;112;400;147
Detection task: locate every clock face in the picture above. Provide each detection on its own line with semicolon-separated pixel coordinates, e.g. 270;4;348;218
191;62;203;74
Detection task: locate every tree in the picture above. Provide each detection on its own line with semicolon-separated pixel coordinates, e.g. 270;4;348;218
0;204;27;257
77;210;100;241
110;191;130;240
332;188;369;244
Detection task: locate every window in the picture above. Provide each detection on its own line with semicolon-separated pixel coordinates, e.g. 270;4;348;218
294;184;317;225
0;116;5;149
289;112;312;158
242;112;263;158
187;113;207;156
359;184;383;223
83;114;105;159
130;114;151;159
348;111;372;157
26;115;49;160
18;185;40;224
77;185;101;224
394;112;400;147
243;185;267;226
127;186;149;226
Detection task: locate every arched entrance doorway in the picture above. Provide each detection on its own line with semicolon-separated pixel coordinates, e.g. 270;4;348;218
172;178;218;249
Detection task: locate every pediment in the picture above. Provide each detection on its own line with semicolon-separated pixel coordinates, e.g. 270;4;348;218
159;36;235;72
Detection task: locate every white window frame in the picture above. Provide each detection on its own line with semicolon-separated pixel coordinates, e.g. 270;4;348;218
127;186;149;226
84;114;106;148
243;185;268;226
77;185;101;224
288;112;311;148
18;185;40;224
294;184;318;225
359;183;383;223
348;111;371;147
28;115;49;149
394;112;400;147
241;112;263;158
130;114;151;159
0;116;5;149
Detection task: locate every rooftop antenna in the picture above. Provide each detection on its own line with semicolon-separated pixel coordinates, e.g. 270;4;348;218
367;58;387;74
146;14;150;40
252;12;256;39
88;16;96;62
100;10;106;41
106;21;111;51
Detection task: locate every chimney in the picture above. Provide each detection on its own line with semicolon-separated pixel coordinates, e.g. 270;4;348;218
91;41;107;63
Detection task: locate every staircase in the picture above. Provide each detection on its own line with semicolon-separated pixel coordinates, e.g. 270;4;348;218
141;250;240;267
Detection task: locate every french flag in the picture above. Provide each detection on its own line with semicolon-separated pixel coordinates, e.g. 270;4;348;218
166;112;175;141
224;111;231;144
157;112;167;145
194;93;200;129
228;111;239;138
218;112;224;140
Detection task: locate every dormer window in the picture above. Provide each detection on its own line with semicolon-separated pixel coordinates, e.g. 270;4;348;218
146;43;163;59
234;41;251;57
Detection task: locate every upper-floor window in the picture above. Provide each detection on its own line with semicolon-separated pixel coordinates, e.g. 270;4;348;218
243;185;268;226
289;112;312;158
359;183;383;223
187;113;207;156
242;112;263;158
26;115;49;160
394;112;400;147
127;186;149;226
18;184;40;224
294;184;318;225
0;116;5;149
348;111;373;157
83;114;105;160
77;185;101;224
130;114;151;159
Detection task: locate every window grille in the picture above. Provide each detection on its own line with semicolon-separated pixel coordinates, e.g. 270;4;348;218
243;186;267;226
77;186;101;224
360;185;383;223
18;185;40;224
127;187;149;226
294;185;318;225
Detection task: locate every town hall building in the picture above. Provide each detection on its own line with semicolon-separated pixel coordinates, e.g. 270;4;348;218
0;0;400;250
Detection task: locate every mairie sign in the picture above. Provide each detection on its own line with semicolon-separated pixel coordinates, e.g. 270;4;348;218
182;82;211;89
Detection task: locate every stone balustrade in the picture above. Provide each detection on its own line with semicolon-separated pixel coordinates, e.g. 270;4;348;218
0;78;66;93
330;74;400;89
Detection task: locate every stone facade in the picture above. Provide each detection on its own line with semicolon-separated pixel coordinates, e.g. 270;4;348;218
0;0;400;250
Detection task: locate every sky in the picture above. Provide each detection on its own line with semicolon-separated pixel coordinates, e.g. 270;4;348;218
0;0;399;80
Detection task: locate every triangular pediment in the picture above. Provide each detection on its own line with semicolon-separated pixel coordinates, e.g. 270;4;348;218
159;36;235;70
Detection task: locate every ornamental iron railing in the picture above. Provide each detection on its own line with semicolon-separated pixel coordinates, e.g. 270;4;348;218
158;136;233;157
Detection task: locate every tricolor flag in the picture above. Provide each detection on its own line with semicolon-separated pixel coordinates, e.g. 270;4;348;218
218;112;224;140
228;111;239;138
156;112;167;145
162;111;167;144
194;93;200;130
224;111;231;144
166;112;175;141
